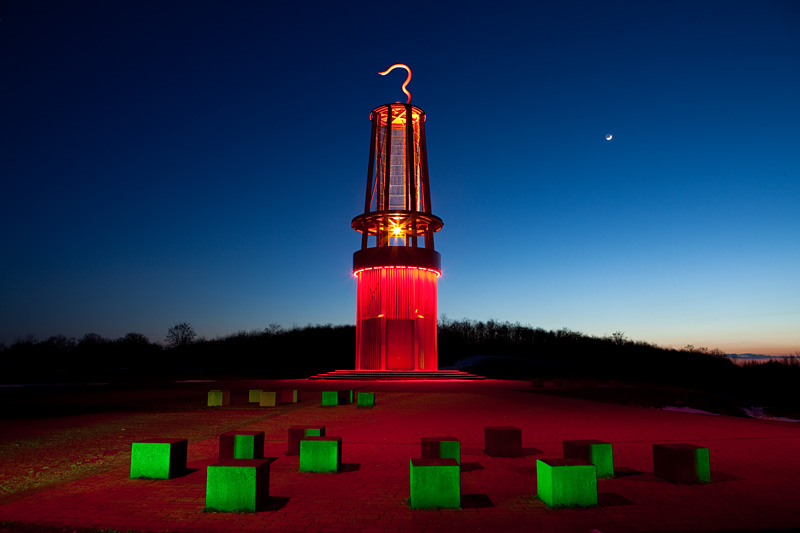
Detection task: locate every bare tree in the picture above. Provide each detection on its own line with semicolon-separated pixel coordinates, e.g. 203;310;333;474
165;322;197;349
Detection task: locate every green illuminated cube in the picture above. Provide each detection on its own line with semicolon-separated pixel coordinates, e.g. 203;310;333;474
536;458;597;508
409;458;460;509
248;390;262;403
421;437;461;464
563;439;614;478
281;389;299;403
205;458;273;512
259;391;277;407
288;425;326;455
219;431;265;460
357;392;375;407
299;437;342;473
653;443;711;483
322;391;339;406
207;389;230;407
130;438;187;479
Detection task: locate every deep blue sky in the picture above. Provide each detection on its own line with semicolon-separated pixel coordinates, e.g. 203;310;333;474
2;1;798;354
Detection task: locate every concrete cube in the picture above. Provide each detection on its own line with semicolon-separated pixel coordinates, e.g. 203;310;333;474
409;458;460;509
205;458;273;512
338;390;354;404
207;389;230;407
421;437;461;464
484;426;522;457
130;438;187;479
536;458;598;508
259;391;277;407
288;426;326;455
653;443;711;483
299;437;342;473
357;392;375;407
321;391;339;406
219;431;265;460
563;439;614;478
281;389;299;403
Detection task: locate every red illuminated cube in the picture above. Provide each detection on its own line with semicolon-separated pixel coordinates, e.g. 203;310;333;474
653;443;711;483
337;390;354;404
281;389;300;403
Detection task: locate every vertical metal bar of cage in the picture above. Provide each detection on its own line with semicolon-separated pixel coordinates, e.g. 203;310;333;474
362;111;378;250
418;114;434;249
405;104;419;248
381;105;393;246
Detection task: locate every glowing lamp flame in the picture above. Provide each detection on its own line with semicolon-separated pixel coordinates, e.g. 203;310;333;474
379;63;412;104
389;218;406;239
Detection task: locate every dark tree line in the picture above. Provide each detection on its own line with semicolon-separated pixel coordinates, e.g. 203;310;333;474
0;323;355;383
438;318;798;411
2;331;164;382
175;324;355;379
2;319;797;412
438;317;737;386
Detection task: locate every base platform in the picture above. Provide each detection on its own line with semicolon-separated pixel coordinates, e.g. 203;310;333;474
309;370;486;381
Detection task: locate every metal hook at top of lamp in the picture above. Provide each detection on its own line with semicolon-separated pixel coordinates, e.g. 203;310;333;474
379;64;412;104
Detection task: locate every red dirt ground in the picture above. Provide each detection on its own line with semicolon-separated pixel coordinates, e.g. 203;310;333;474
1;378;799;532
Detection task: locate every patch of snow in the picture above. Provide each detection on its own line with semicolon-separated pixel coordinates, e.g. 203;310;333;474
743;407;799;423
662;406;719;416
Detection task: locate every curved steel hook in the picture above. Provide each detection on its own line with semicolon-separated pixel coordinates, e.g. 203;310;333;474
379;64;412;104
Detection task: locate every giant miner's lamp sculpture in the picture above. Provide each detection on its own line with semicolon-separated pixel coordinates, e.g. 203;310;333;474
351;65;443;372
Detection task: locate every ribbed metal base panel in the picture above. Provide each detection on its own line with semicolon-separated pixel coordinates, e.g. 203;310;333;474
308;370;486;381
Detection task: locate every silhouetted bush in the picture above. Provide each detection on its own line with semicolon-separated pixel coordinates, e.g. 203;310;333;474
5;332;162;383
737;357;800;413
178;324;355;379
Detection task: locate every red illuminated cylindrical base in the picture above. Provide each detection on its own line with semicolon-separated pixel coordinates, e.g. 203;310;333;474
354;266;438;371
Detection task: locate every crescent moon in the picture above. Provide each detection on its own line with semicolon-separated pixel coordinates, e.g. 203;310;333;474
606;134;613;140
